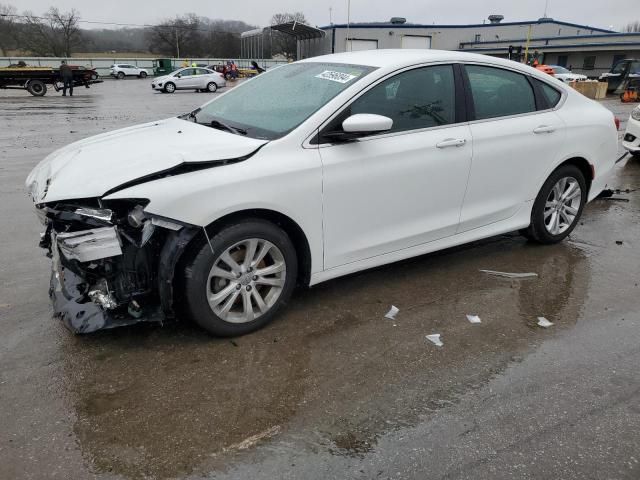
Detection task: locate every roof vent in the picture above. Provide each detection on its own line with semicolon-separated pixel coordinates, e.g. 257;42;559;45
488;15;504;24
390;17;407;24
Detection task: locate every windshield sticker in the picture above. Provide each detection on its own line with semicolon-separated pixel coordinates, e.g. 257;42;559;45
315;70;358;84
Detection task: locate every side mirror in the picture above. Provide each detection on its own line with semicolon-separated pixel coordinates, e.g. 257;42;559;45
342;114;393;134
176;73;182;78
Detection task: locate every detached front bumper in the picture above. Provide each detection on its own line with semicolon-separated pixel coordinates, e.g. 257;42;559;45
40;203;199;334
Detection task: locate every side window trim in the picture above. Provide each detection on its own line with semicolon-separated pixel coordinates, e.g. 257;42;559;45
527;76;549;111
315;63;463;145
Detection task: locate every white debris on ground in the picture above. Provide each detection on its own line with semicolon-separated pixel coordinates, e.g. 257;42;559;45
537;317;554;328
479;269;538;279
466;314;482;324
384;305;399;320
426;334;444;347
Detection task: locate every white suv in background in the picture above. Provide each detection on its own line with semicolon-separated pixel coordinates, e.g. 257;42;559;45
110;64;150;79
623;106;640;158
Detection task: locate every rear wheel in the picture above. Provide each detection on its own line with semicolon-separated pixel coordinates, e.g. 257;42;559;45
182;220;297;336
523;165;587;244
206;82;217;93
164;82;176;93
139;71;147;78
117;72;125;79
26;80;47;96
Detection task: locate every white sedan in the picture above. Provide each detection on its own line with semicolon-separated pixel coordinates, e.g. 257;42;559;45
26;50;618;336
151;67;226;93
549;65;587;83
622;106;640;158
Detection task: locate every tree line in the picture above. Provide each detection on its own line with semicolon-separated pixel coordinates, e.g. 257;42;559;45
0;3;308;59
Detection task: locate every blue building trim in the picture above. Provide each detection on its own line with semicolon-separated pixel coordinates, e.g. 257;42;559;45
460;42;640;52
320;20;613;33
460;32;640;47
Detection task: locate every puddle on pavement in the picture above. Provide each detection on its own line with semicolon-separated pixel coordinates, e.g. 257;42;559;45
58;234;589;479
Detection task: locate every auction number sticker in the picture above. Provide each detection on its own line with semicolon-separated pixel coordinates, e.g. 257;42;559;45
315;70;358;83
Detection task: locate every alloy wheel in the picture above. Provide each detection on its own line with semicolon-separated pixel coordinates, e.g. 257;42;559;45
206;238;286;323
544;177;582;235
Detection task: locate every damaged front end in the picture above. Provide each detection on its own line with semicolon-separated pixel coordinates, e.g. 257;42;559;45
39;199;198;333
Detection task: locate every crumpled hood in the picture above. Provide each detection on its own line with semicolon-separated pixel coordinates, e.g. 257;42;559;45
26;117;267;204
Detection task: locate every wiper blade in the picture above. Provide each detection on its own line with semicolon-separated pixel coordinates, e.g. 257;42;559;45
209;119;247;136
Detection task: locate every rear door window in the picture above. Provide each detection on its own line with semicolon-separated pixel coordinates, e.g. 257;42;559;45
465;65;536;120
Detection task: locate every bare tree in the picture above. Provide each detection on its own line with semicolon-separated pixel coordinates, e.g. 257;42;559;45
0;3;18;55
270;12;308;60
148;14;205;57
48;7;81;57
623;21;640;33
20;7;81;56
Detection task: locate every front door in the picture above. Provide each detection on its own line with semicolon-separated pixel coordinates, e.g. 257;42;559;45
319;64;473;268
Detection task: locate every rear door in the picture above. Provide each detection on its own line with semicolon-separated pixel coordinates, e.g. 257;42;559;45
458;64;566;232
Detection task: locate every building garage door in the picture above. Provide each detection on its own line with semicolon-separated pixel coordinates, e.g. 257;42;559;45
346;39;378;51
401;35;431;49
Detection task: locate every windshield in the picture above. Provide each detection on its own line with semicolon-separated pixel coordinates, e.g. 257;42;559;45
552;66;570;74
191;62;376;140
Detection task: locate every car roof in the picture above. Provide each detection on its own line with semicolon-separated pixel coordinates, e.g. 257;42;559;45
298;49;542;75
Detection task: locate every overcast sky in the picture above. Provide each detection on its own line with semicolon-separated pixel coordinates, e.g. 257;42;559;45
11;0;637;31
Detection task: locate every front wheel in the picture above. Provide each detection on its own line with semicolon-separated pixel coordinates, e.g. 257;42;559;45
206;82;217;93
523;165;587;244
164;82;176;93
182;220;298;336
117;72;125;79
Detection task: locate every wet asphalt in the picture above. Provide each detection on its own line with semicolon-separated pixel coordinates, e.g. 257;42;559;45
1;79;639;480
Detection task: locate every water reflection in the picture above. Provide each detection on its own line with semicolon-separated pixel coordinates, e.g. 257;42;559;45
60;234;589;478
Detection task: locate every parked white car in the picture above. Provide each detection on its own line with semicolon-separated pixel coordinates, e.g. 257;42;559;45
549;65;587;83
26;50;618;336
151;67;226;93
110;64;149;79
622;106;640;158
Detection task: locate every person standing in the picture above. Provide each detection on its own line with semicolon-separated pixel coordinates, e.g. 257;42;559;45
59;60;74;97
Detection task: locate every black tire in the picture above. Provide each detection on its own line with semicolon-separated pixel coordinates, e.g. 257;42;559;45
26;80;47;96
164;82;176;93
139;71;147;78
632;152;640;160
182;220;298;336
523;165;587;244
117;71;125;79
206;82;217;93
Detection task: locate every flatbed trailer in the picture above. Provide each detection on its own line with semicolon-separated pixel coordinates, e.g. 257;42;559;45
0;65;102;96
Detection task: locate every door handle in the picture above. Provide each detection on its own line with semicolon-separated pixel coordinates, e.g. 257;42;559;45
436;138;466;148
533;125;556;134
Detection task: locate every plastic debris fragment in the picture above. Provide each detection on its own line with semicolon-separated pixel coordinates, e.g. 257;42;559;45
480;270;538;279
466;314;482;324
537;317;554;328
385;305;399;320
426;334;443;347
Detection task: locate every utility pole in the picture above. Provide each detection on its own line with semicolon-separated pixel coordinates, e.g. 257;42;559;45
346;0;351;51
175;28;180;58
329;7;333;25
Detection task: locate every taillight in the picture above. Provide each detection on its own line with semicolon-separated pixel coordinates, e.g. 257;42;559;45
614;117;620;130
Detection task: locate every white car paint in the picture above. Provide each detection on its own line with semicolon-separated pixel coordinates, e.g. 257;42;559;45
549;66;587;83
151;67;226;92
27;49;618;287
110;64;149;78
623;106;640;154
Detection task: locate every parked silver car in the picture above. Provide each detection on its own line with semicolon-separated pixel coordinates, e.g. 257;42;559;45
110;64;149;79
151;67;227;93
